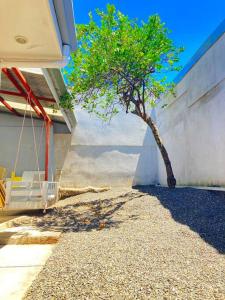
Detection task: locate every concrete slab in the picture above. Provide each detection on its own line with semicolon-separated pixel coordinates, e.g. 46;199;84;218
0;244;54;300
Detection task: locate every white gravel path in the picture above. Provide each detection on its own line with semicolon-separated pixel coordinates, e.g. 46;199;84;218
23;187;225;299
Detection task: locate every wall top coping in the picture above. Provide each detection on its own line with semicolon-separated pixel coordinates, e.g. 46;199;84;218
174;18;225;84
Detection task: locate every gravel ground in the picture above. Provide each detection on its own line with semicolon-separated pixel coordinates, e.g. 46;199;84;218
23;186;225;299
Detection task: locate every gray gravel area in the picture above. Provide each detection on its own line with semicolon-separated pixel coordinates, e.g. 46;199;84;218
24;186;225;299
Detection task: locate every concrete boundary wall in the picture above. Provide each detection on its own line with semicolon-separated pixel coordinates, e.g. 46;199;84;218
156;29;225;187
55;109;158;187
57;20;225;188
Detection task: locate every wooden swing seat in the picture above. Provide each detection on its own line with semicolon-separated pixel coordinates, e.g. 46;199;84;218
3;180;58;210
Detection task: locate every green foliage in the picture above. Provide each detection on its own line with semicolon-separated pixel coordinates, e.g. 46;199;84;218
67;4;183;120
49;104;59;114
59;92;74;110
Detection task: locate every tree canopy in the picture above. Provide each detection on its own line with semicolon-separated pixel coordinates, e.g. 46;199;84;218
63;4;183;121
62;4;184;188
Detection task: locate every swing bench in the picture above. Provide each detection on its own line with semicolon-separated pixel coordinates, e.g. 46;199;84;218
1;93;59;211
4;180;58;210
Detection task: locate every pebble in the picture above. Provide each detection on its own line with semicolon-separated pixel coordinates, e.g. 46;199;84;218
23;187;225;299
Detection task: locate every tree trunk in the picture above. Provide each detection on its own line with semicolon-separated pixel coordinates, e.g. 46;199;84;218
143;113;176;188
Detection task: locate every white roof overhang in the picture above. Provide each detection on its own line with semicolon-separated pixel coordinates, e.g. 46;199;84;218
0;0;76;68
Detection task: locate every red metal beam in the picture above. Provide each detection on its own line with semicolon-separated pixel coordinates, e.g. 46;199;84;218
0;89;55;103
11;68;51;123
0;90;23;98
0;96;21;117
2;68;43;119
2;68;25;93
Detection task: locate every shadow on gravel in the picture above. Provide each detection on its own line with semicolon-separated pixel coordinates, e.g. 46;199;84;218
13;192;143;233
134;185;225;254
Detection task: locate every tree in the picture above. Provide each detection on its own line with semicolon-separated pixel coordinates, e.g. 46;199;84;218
63;4;183;188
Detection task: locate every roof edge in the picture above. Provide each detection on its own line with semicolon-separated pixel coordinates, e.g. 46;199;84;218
42;68;76;132
174;18;225;84
53;0;77;52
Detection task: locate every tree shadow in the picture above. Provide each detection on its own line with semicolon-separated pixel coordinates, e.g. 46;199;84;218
134;185;225;254
12;192;143;233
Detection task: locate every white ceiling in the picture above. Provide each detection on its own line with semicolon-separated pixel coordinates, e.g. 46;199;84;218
0;0;62;63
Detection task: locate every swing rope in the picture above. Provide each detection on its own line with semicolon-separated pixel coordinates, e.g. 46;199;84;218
28;91;41;182
13;101;28;174
13;91;43;183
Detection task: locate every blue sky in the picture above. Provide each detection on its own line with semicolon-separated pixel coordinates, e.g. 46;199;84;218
73;0;225;75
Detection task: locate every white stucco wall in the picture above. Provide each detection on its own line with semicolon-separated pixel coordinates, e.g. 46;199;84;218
56;108;158;187
156;32;225;186
0;113;55;179
56;24;225;188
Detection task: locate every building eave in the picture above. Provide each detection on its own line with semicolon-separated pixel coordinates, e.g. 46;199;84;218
0;0;77;68
53;0;77;52
42;68;76;132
